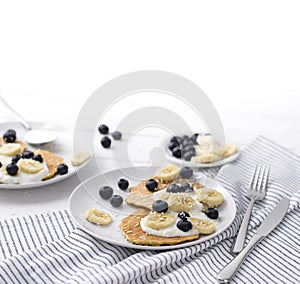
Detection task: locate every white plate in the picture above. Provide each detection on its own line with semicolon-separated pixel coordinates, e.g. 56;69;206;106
68;167;236;251
0;121;89;189
164;136;240;168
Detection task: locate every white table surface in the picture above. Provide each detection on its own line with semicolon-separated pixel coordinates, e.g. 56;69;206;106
0;85;299;220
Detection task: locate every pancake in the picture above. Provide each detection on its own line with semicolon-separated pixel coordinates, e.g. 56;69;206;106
35;149;64;180
120;209;199;246
125;177;203;210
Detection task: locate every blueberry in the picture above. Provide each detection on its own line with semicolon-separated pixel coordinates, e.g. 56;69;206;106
180;183;194;193
179;167;193;179
177;219;193;232
183;151;195;161
182;139;194;147
177;211;190;220
166;184;181;193
110;195;123;207
99;186;113;200
57;164;68;175
3;130;16;143
0;162;2;168
98;124;109;134
111;131;122;140
118;178;129;190
205;208;219;219
101;136;111;148
22;150;34;159
168;141;178;151
11;155;22;164
172;147;181;159
6;163;19;176
182;145;195;154
32;154;43;163
146;179;158;192
7;129;16;135
170;136;180;145
190;133;199;144
152;200;168;213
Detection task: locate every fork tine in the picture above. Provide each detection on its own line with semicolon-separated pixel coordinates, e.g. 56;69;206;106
261;165;270;191
248;165;258;188
257;165;266;192
252;164;261;190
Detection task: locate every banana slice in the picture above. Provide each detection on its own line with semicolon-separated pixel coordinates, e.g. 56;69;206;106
168;193;195;212
224;144;238;157
190;217;215;234
85;208;112;226
196;188;224;207
17;159;44;174
70;152;90;166
156;165;179;181
144;212;175;230
210;147;225;157
0;143;22;156
192;153;222;163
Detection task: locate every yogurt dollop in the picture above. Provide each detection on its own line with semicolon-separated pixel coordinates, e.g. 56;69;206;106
141;186;218;237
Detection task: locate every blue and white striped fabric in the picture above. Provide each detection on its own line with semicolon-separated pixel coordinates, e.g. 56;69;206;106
0;136;299;284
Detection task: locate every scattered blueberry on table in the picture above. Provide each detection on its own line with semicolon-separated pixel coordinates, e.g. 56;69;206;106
101;136;111;148
111;131;122;141
98;124;123;148
98;124;109;134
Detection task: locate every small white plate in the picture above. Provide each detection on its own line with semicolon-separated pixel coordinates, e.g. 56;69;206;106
0;121;89;189
68;167;236;250
164;136;240;168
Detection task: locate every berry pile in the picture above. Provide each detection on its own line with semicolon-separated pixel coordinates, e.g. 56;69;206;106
98;124;122;149
168;134;199;161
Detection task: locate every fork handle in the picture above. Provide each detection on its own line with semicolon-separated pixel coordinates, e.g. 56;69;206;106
232;199;255;253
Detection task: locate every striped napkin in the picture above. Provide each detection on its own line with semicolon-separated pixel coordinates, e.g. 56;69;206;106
0;136;299;284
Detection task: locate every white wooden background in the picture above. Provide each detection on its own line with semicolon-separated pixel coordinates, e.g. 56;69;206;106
0;0;300;219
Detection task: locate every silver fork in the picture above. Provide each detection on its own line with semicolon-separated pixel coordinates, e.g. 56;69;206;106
232;164;270;253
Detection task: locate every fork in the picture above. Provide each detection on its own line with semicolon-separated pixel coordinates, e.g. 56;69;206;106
232;164;270;253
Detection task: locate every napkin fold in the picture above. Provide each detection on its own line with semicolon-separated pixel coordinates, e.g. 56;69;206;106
0;136;299;284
